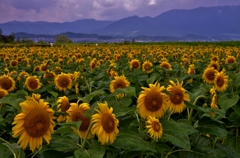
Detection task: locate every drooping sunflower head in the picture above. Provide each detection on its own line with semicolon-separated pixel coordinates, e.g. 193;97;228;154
211;55;219;62
43;71;56;83
54;66;62;74
66;102;91;138
137;82;168;119
146;116;163;140
214;69;228;92
90;58;97;70
33;66;40;72
54;73;73;92
12;97;55;151
25;76;42;92
208;60;220;71
57;96;71;122
142;60;153;73
109;75;130;98
0;75;16;92
202;67;218;84
91;101;119;145
130;59;141;69
166;80;190;113
187;64;195;75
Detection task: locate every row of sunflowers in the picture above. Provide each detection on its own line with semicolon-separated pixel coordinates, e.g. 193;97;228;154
0;43;240;158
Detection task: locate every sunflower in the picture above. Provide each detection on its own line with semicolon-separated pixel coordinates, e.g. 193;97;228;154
225;56;236;64
10;60;18;67
146;116;163;140
40;63;48;72
54;73;73;92
160;61;172;70
33;66;40;72
91;102;119;145
17;71;29;80
25;76;42;91
109;75;130;98
0;75;16;92
0;88;8;107
202;67;218;84
137;82;168;119
12;96;55;151
130;59;141;69
66;102;91;139
90;58;97;70
54;66;62;73
166;80;190;113
57;96;71;122
214;69;228;92
208;61;220;71
142;60;153;73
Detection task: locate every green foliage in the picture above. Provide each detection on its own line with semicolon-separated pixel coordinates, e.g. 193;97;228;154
55;34;72;43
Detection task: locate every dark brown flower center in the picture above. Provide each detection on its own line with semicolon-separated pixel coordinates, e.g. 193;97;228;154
60;99;70;112
24;109;50;137
152;121;161;132
27;78;38;90
79;115;90;131
144;91;163;112
0;77;13;91
206;70;216;81
170;88;184;105
216;76;224;87
102;113;115;133
58;76;70;88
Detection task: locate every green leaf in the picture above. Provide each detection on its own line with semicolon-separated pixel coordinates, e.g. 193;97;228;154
216;143;240;158
147;75;157;84
187;146;226;158
161;119;191;150
177;119;198;135
112;105;135;117
0;94;25;110
48;91;58;98
218;94;239;110
87;141;105;158
196;116;227;137
80;89;106;103
56;121;82;134
111;86;136;97
42;150;73;158
112;132;156;152
0;143;14;158
50;135;79;153
74;149;89;158
223;136;240;153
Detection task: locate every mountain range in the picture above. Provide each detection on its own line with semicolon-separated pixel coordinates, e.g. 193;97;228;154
1;5;240;39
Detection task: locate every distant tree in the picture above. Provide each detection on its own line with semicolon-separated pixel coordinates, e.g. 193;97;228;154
0;28;2;35
7;32;15;43
55;34;72;43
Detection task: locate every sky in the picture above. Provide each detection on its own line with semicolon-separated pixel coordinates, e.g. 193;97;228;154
0;0;240;23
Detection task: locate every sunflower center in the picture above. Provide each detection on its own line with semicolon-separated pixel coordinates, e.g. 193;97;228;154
58;76;70;88
0;77;13;91
102;113;115;133
133;62;139;68
170;88;184;105
144;65;150;70
60;100;70;112
144;92;163;112
216;77;224;87
24;109;50;138
28;79;38;89
206;71;215;81
79;115;90;131
152;121;160;132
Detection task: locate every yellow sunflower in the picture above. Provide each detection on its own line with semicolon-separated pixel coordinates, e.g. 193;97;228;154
25;76;42;91
225;56;236;64
109;75;130;98
202;67;218;84
40;63;48;72
12;97;55;151
137;82;168;119
54;73;73;92
208;61;220;71
0;88;8;107
10;60;18;67
166;80;190;113
160;61;172;70
214;69;228;92
57;96;71;122
66;102;91;139
187;64;195;75
91;102;119;145
146;116;163;140
142;60;153;74
130;59;141;69
210;87;218;109
0;75;16;92
90;58;97;70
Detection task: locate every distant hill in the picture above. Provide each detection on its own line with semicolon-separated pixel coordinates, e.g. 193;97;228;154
1;5;240;39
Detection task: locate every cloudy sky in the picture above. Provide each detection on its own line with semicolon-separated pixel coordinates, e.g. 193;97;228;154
0;0;240;23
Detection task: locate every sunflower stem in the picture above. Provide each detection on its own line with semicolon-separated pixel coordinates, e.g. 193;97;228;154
188;95;206;122
0;137;18;158
18;148;23;158
81;122;94;150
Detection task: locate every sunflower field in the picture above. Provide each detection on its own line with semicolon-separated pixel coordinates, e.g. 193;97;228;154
0;43;240;158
